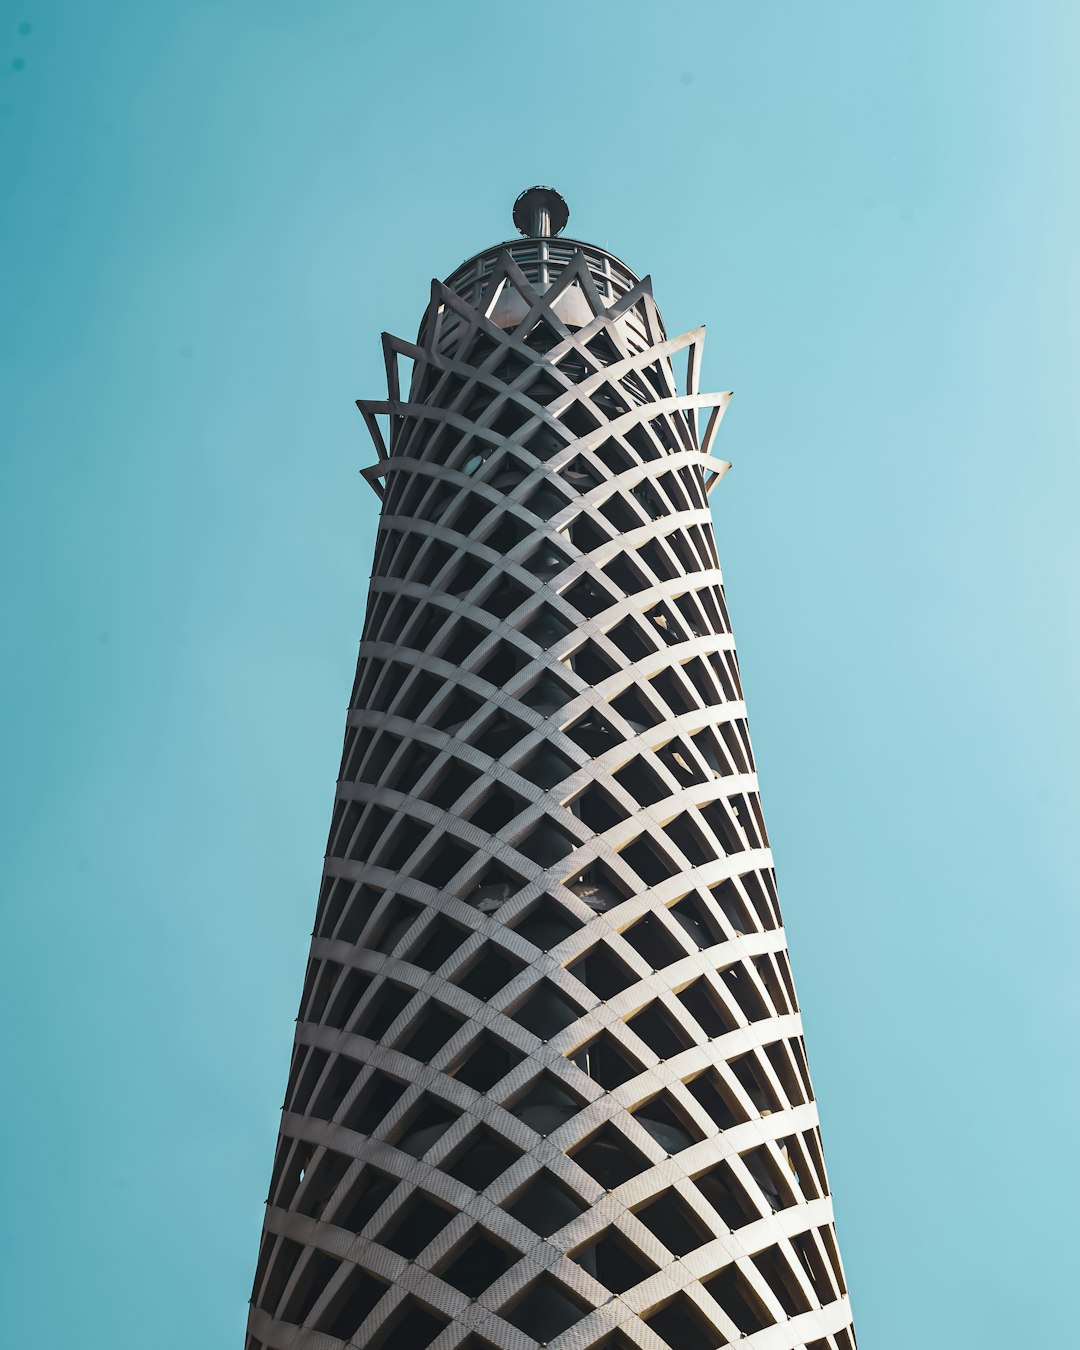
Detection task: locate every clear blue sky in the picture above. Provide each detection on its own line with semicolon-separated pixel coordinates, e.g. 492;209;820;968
3;3;1078;1346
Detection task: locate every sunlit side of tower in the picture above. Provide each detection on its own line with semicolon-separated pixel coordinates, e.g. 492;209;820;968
244;189;856;1350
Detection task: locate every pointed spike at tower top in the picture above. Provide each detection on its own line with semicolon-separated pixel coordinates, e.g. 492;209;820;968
513;184;570;237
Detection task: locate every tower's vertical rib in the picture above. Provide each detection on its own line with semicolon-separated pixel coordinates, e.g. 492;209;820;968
245;190;856;1350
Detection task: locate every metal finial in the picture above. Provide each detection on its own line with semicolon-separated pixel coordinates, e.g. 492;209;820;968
513;186;569;238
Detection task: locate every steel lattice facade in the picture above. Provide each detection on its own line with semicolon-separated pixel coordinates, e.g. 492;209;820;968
244;190;857;1350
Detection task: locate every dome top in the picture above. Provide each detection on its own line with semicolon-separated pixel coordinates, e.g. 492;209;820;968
512;185;569;238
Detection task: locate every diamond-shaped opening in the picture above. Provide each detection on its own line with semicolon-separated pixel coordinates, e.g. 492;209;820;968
670;893;725;950
512;895;581;949
257;1235;301;1315
611;685;662;732
568;638;619;684
520;670;575;714
446;1126;524;1190
571;1227;660;1294
450;491;494;537
625;999;695;1060
269;1137;312;1209
282;1249;340;1326
656;737;706;787
760;1032;800;1105
518;742;576;790
693;1160;760;1230
522;318;563;353
493;348;532;383
394;1096;461;1159
561;454;604;493
439;1230;517;1297
599;488;642;534
571;782;626;834
485;510;532;552
455;942;525;998
503;1274;592;1341
619;833;678;888
526;369;566;405
474;710;530;759
369;1297;449;1350
792;1231;836;1304
508;1070;588;1135
410;916;470;972
505;1168;587;1237
379;1194;456;1259
295;1148;353;1219
612;755;668;808
568;1030;643;1090
566;942;637;999
369;897;422;954
491;399;531;437
432;688;483;734
564;575;612;627
676;976;738;1038
356;983;412;1041
389;740;438;794
461;862;525;913
439;616;487;666
621;913;684;970
466;784;525;835
702;1263;776;1335
565;709;619;755
512;981;582;1040
522;540;571;580
729;1050;783;1114
288;1043;329;1109
523;421;566;461
452;1032;525;1092
442;553;488;598
399;1004;466;1062
517;817;578;867
585;330;621;366
487;453;532;496
320;1265;388;1340
719;963;769;1024
556;350;597;381
634;1188;714;1257
630;1091;706;1153
376;815;427;872
684;1069;748;1130
645;1294;728;1350
743;1144;795;1213
338;1167;397;1233
427;760;482;810
477;639;529;685
567;512;610;556
567;861;631;911
481;575;531;620
526;484;572;520
561;399;601;437
464;331;500;367
570;1123;651;1188
523;602;575;647
751;1244;814;1317
419;837;473;888
311;1053;362;1122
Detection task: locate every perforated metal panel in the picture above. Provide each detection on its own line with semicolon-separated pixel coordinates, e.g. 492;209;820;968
244;203;856;1350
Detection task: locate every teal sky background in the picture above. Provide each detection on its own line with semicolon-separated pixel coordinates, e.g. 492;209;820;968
3;2;1079;1346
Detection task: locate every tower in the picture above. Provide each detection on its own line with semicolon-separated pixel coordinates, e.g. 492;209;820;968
245;188;856;1350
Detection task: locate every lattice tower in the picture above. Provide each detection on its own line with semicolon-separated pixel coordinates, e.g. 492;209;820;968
245;188;857;1350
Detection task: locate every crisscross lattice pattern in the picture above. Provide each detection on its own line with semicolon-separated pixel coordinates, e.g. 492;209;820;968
244;234;856;1350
